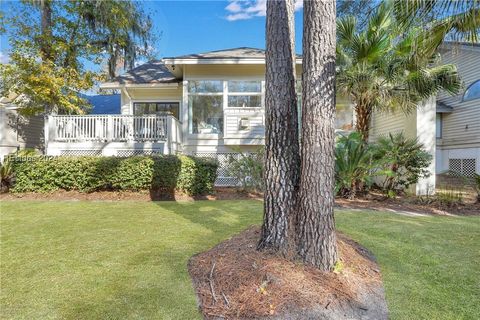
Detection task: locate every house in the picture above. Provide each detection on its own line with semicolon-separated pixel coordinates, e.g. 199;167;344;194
0;95;44;160
370;42;480;194
23;45;479;190
44;47;353;185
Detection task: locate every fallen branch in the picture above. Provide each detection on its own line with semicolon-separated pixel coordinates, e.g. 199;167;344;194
209;261;217;304
222;292;230;308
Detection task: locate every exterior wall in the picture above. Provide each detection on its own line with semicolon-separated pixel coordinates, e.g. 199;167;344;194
0;106;44;161
369;100;436;195
436;45;480;175
369;110;417;141
120;87;183;115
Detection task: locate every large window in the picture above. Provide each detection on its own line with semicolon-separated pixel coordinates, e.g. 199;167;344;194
463;80;480;102
187;80;265;134
227;80;262;108
133;102;179;119
188;81;224;134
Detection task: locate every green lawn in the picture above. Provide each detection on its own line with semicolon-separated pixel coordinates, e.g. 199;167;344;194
1;201;479;320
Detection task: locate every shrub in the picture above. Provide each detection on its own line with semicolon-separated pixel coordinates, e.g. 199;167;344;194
1;149;38;192
474;174;480;203
226;148;264;192
372;133;432;196
11;155;218;195
335;132;374;199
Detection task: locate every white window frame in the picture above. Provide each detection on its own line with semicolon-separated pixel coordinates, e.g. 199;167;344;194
185;79;266;139
131;100;182;120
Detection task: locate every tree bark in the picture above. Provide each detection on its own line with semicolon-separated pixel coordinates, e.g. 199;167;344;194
40;0;53;62
258;0;300;253
296;0;338;271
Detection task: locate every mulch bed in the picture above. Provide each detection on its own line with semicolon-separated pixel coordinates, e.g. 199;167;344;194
335;195;480;216
188;227;388;319
0;188;262;202
1;188;478;216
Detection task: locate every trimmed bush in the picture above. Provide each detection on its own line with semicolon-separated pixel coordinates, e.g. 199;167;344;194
11;155;218;195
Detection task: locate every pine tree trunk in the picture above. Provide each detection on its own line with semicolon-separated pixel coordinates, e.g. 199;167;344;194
355;104;372;141
40;0;53;62
296;0;338;271
258;0;300;252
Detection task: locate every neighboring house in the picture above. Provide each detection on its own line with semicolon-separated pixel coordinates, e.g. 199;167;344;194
44;47;354;185
0;96;44;161
0;93;122;161
435;43;480;178
370;42;480;194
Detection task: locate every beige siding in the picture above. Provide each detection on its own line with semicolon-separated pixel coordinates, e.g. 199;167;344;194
369;110;417;141
0;107;44;160
438;46;480;148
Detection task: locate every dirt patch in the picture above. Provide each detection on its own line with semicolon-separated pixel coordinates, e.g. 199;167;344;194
188;227;388;319
0;188;262;202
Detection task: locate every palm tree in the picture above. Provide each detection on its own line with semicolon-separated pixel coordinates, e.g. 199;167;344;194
336;2;462;140
394;0;479;47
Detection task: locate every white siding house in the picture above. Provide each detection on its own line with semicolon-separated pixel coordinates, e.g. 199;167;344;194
370;42;480;194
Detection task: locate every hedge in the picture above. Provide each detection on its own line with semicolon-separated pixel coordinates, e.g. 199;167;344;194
11;155;218;195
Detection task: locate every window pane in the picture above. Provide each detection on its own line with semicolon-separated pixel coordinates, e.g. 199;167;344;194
188;80;223;93
464;80;480;101
134;103;147;115
189;95;223;134
228;81;261;92
134;102;180;120
436;113;442;138
228;95;261;108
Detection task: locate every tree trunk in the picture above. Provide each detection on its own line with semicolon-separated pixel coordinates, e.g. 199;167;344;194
40;0;53;62
258;0;300;253
355;103;372;141
296;0;338;271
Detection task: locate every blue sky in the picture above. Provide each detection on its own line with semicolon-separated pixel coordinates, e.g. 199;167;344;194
0;0;304;66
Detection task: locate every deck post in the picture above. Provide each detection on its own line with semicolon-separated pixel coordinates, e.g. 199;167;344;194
44;115;49;154
107;115;114;142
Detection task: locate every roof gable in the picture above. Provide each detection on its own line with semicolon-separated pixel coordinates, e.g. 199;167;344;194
111;60;177;85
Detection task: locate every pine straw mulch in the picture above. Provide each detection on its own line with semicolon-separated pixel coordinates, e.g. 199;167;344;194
188;227;387;320
0;188;262;202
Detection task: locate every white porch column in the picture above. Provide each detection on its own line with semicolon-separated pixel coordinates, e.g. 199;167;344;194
415;97;436;195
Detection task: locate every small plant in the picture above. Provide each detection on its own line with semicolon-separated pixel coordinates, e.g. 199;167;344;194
0;149;38;192
436;189;463;207
227;147;264;192
335;132;374;199
372;133;432;197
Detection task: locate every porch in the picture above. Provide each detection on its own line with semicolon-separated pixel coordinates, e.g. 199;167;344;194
45;114;182;156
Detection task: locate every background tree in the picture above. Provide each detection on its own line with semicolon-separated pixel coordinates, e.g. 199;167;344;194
336;2;462;140
0;0;154;114
296;0;338;271
258;0;300;253
394;0;479;46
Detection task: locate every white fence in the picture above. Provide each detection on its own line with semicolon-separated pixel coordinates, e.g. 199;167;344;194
46;115;168;142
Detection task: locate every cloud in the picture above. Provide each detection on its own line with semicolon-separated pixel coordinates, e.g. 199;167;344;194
0;52;10;64
225;0;303;21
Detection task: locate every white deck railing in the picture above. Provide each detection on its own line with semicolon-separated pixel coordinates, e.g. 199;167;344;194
46;114;170;142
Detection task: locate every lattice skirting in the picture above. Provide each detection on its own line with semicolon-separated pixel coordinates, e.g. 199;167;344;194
192;152;243;187
60;150;102;156
116;149;163;157
449;158;477;177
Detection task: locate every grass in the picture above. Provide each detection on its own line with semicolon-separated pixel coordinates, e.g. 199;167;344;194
1;200;479;320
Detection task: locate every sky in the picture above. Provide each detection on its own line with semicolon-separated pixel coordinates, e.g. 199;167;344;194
0;0;305;66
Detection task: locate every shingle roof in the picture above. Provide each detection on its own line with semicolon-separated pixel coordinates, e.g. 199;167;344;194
164;47;302;60
111;60;177;84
